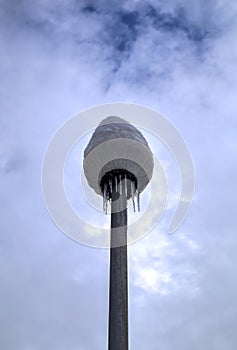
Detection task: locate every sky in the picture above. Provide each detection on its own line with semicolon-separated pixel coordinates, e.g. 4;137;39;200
1;0;237;349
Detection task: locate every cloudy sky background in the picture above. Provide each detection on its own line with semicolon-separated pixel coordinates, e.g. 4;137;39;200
1;0;237;349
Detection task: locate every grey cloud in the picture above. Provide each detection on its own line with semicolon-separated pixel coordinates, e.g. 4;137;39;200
0;152;27;174
1;0;237;349
0;0;230;79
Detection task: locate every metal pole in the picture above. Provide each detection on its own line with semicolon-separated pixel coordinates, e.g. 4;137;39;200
108;190;128;350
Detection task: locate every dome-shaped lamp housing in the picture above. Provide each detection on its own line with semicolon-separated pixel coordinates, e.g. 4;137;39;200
83;116;154;212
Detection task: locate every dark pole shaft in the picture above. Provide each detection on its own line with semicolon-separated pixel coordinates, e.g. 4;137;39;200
108;192;128;350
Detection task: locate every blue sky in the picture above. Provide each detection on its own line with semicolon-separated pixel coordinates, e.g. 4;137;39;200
1;1;237;349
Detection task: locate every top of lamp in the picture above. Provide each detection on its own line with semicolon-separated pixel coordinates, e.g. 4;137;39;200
84;116;149;158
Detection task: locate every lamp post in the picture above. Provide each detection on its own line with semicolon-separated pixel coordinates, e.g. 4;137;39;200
83;116;153;350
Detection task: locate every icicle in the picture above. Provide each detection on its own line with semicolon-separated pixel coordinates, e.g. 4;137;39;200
137;191;140;212
124;174;127;197
119;174;122;194
115;175;118;193
109;178;112;196
105;200;108;214
103;184;107;212
131;181;136;212
106;186;110;201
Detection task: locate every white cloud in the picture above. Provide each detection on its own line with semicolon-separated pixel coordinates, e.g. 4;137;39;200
1;0;237;348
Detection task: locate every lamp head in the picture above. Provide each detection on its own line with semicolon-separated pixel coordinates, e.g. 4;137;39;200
83;116;153;212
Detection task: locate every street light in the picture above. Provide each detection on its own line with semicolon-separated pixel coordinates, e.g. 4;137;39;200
83;116;153;350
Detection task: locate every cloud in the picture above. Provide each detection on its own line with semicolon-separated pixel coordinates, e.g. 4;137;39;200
1;0;237;349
